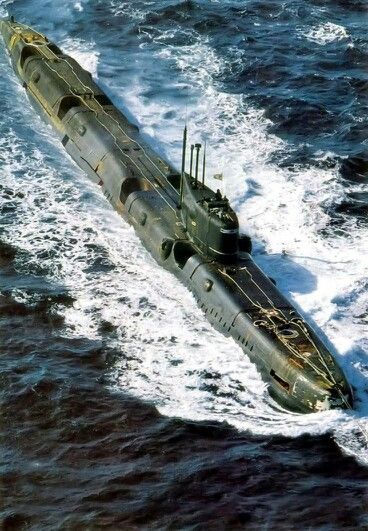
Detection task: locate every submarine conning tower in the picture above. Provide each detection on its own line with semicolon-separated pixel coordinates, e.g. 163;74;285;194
178;129;251;263
180;175;240;262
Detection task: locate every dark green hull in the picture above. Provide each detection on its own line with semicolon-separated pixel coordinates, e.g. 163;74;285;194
0;18;354;413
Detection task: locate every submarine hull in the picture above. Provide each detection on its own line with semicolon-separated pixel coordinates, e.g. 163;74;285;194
0;18;353;414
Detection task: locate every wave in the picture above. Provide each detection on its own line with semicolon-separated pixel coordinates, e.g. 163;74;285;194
303;23;349;45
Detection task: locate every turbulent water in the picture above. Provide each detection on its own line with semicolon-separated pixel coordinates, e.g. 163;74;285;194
1;0;368;528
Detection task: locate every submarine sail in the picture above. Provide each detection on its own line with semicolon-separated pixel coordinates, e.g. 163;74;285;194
0;18;353;414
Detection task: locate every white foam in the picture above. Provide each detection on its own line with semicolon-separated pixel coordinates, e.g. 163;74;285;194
109;0;147;21
303;23;349;45
0;0;11;17
60;37;99;77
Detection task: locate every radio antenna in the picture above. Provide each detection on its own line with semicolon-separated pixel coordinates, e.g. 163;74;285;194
189;144;194;180
202;139;206;188
194;143;201;188
179;125;187;207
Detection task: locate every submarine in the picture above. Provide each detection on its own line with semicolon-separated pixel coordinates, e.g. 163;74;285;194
0;18;354;413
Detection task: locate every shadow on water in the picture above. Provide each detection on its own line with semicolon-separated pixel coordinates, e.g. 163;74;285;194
254;248;318;296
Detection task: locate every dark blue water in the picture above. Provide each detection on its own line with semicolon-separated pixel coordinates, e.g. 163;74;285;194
1;1;368;528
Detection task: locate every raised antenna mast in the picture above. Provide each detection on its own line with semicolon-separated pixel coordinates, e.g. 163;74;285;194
194;143;201;188
189;144;194;180
202;140;206;188
179;125;187;207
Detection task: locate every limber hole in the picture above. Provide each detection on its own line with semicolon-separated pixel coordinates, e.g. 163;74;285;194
270;369;290;392
172;241;196;269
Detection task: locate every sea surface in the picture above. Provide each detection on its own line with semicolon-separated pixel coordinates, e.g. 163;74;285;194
1;0;368;529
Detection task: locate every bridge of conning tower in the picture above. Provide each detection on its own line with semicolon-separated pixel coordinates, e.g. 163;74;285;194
178;127;242;261
180;176;239;260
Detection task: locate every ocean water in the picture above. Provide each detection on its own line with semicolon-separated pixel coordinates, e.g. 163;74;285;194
1;0;368;528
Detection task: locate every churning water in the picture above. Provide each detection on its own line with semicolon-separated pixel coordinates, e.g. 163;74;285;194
1;1;368;528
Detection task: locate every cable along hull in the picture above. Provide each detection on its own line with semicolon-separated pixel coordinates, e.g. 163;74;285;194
0;19;353;414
